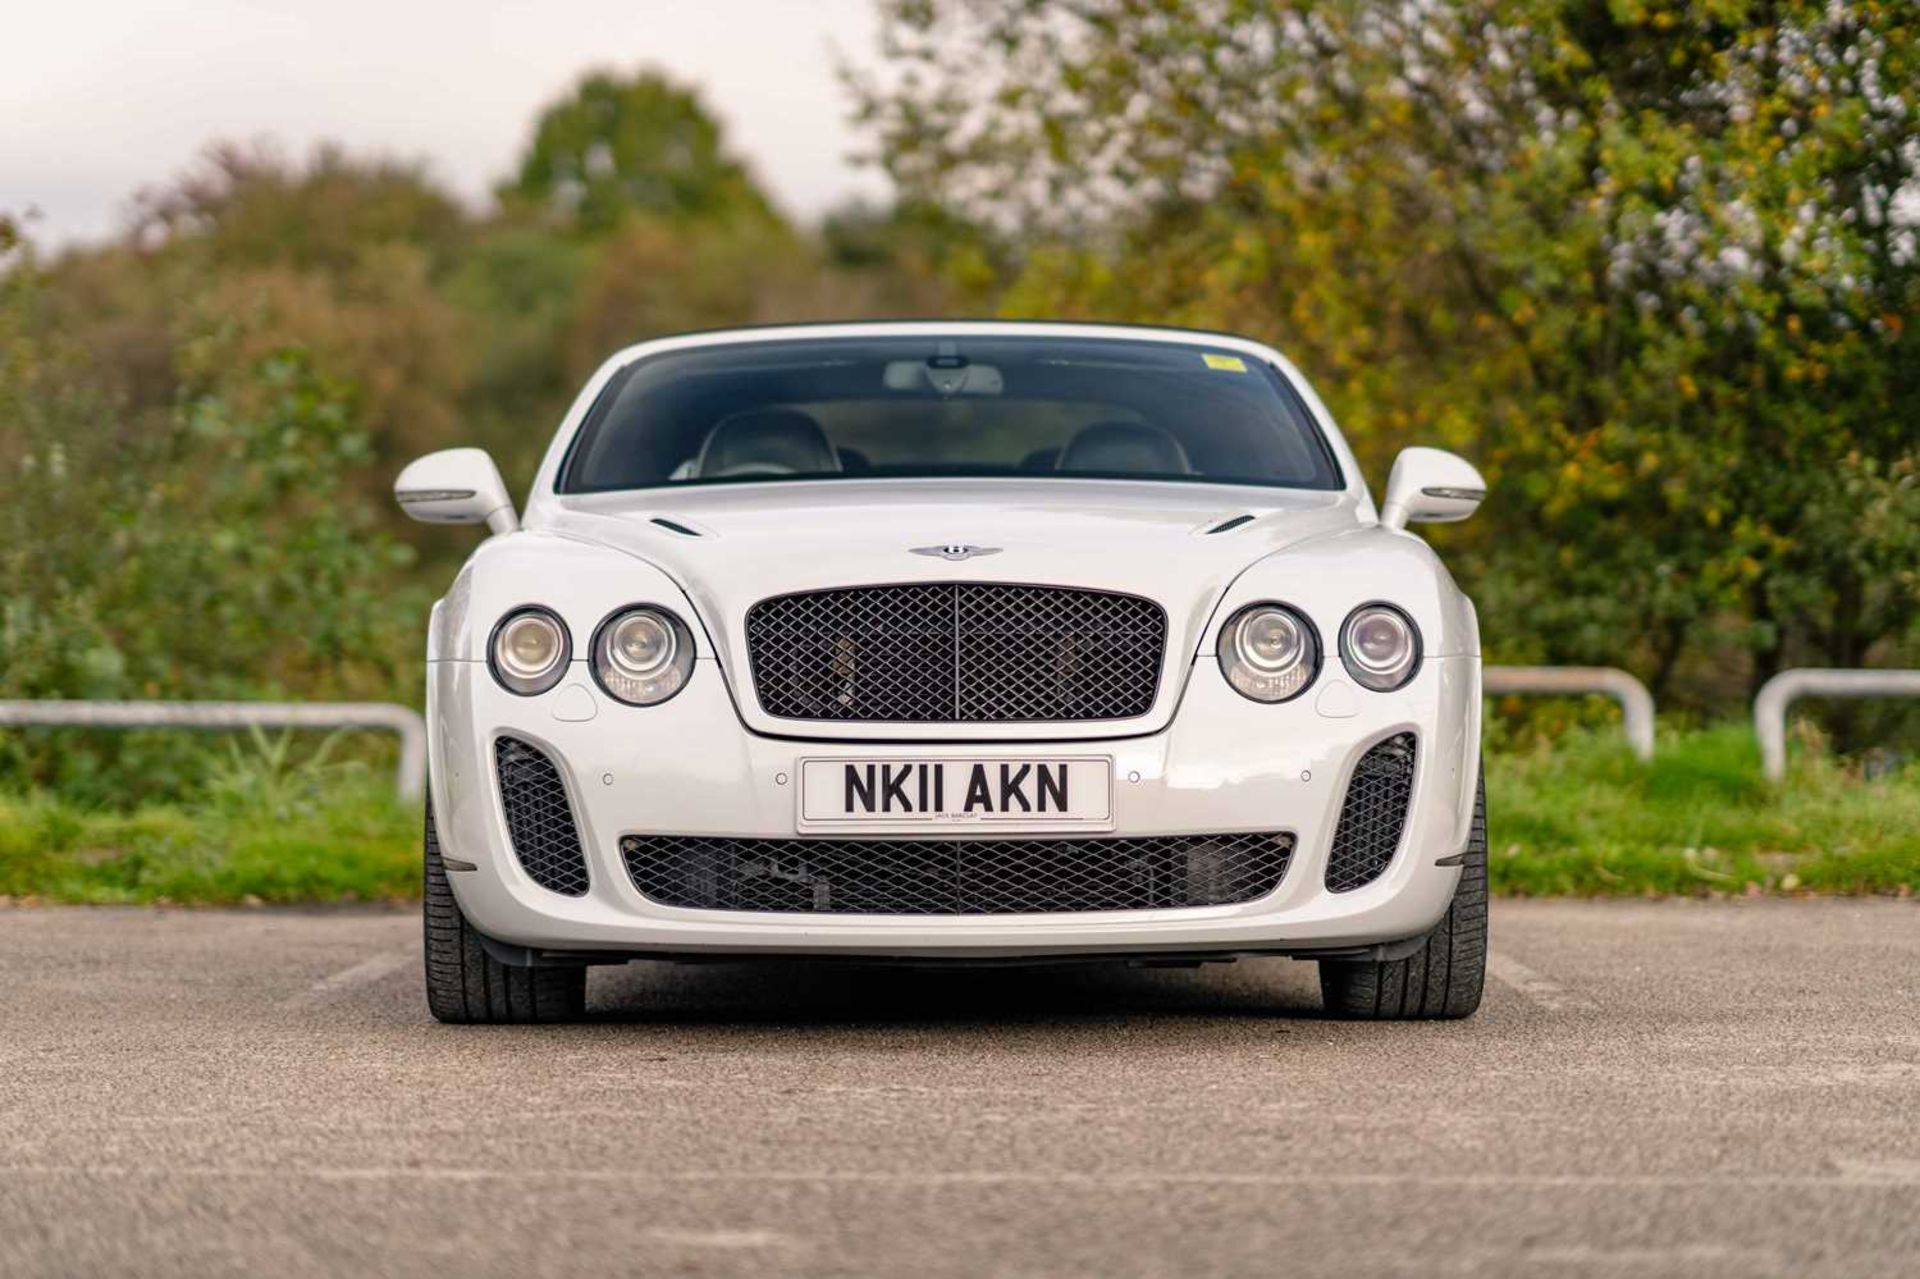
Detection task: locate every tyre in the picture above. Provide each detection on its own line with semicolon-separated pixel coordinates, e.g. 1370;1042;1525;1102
1318;769;1486;1020
423;803;587;1024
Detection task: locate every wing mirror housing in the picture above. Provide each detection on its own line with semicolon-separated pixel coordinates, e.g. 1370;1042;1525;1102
394;448;518;535
1379;447;1487;531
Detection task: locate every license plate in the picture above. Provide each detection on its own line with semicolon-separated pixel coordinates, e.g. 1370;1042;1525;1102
798;758;1114;832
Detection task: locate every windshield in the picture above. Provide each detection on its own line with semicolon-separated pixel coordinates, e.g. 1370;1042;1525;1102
557;335;1343;493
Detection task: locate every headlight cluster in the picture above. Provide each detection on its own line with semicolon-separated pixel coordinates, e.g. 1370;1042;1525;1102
488;604;695;705
1218;601;1421;702
1340;604;1421;692
1218;604;1319;703
489;608;570;695
591;607;695;706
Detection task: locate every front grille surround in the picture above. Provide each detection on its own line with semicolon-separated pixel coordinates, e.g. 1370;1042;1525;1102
1324;732;1418;893
622;831;1295;916
495;735;591;896
745;582;1167;723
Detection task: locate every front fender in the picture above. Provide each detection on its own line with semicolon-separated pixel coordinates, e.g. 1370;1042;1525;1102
430;532;713;664
1195;525;1482;852
1197;526;1479;661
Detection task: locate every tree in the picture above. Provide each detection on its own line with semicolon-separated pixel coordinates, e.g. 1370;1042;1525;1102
44;145;476;486
857;0;1920;705
131;142;467;275
504;69;780;233
0;55;958;805
1;258;425;796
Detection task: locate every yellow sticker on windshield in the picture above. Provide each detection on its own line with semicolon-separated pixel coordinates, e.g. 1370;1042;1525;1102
1202;353;1248;372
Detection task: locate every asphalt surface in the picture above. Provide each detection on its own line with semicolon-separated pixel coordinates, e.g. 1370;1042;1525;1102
1;900;1916;1278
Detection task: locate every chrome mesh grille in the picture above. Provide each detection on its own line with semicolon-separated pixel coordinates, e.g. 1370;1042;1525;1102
745;583;1166;722
621;831;1294;915
495;736;590;896
1324;733;1417;893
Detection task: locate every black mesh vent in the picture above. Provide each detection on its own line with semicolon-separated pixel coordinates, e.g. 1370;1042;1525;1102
621;831;1293;915
746;583;1166;722
1325;733;1418;893
495;736;589;896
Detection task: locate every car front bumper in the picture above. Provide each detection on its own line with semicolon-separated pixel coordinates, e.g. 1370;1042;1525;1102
427;654;1481;960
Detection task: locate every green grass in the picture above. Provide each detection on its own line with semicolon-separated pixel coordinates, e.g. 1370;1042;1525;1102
1488;726;1920;896
0;728;1914;905
0;779;417;905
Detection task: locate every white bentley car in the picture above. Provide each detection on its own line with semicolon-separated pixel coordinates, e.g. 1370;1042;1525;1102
395;321;1489;1023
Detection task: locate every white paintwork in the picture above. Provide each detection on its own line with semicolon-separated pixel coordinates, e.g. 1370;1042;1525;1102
1379;446;1487;530
394;447;519;535
404;321;1487;960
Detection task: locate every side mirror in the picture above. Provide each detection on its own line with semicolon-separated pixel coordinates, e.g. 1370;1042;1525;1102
394;448;519;535
1379;447;1487;531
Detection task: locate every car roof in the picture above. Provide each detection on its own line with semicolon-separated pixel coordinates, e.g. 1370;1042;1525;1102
605;317;1265;345
598;320;1275;367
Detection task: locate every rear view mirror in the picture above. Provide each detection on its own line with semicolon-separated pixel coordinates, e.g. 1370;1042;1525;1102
394;448;519;535
1379;447;1487;531
882;360;1004;396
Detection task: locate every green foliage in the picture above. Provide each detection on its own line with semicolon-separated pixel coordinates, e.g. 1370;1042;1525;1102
0;68;959;808
503;69;780;233
1;728;1909;904
0;777;417;904
1488;726;1920;895
5;24;1912;831
0;262;427;799
203;727;359;820
862;0;1920;715
40;144;477;481
133;142;468;275
820;197;1010;305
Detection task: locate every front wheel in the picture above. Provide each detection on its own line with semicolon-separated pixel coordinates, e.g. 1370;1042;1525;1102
423;804;586;1024
1318;770;1487;1020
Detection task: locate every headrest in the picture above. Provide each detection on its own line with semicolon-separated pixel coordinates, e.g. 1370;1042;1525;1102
695;409;842;478
1056;421;1194;475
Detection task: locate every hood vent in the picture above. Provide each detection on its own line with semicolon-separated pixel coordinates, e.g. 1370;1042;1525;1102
650;516;704;538
1204;513;1256;535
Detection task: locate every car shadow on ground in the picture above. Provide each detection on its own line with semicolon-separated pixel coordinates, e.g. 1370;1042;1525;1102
576;955;1332;1028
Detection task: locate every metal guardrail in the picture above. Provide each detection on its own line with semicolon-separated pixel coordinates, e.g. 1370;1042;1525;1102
0;700;427;801
1753;668;1920;782
7;665;1908;791
1484;666;1656;762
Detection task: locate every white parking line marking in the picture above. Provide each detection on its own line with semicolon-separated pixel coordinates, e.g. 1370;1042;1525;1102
279;948;414;1011
0;1166;1914;1189
1485;951;1596;1013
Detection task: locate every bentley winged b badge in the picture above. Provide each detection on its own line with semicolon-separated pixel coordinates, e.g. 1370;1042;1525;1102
910;544;1002;562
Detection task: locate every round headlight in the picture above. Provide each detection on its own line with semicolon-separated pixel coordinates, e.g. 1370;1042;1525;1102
489;608;570;695
1218;603;1319;703
1340;603;1422;691
591;606;695;706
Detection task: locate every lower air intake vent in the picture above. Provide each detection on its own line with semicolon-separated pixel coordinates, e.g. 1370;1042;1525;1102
1325;733;1418;893
621;832;1294;915
495;736;589;896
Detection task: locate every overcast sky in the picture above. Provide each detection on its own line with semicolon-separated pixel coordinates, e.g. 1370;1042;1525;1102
1;0;891;246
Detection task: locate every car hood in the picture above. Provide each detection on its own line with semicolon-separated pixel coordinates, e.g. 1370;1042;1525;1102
537;478;1364;739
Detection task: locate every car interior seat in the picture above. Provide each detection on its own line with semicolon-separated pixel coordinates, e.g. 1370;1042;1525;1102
694;409;843;478
1055;421;1194;476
